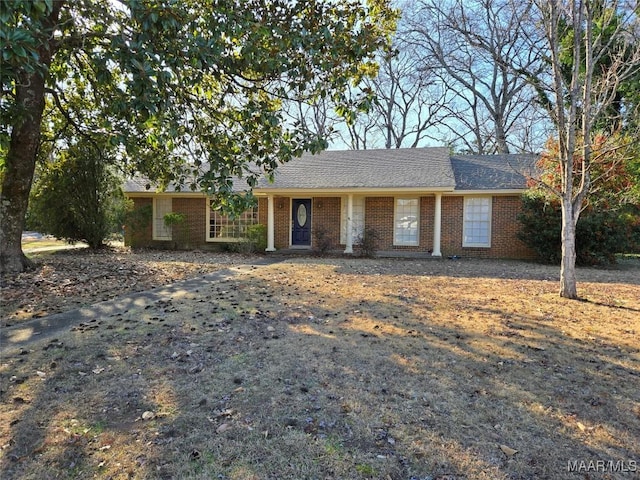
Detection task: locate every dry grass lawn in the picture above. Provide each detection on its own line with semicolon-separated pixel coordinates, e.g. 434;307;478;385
1;250;639;480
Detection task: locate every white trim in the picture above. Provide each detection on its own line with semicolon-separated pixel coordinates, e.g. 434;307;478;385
393;197;420;246
432;193;442;256
449;189;524;195
152;197;172;240
266;195;275;251
462;196;492;247
254;186;454;196
344;195;354;253
340;195;365;248
206;199;259;242
126;192;207;198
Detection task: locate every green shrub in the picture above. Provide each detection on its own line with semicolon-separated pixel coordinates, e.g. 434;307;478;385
233;224;267;254
518;194;636;265
163;212;186;228
124;203;152;246
28;143;125;249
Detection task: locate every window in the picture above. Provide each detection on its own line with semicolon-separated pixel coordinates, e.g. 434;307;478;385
340;196;365;244
394;198;419;246
463;197;492;247
206;200;258;241
153;197;172;240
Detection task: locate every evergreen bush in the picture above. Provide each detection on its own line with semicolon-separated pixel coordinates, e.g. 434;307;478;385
518;193;636;265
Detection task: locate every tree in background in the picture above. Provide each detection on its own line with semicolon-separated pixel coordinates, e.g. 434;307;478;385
0;0;397;274
28;138;125;249
404;0;548;154
339;42;451;149
519;133;640;265
523;0;640;298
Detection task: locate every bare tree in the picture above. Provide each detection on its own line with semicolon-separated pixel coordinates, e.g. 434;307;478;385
405;0;547;154
334;37;451;149
287;97;342;146
526;0;640;299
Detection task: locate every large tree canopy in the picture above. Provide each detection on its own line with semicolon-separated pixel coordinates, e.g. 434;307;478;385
0;0;397;273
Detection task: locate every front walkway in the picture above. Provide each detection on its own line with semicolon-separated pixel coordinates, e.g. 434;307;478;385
0;258;278;356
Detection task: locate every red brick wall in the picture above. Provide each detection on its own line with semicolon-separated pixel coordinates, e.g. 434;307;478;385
440;195;535;259
126;196;222;250
366;197;394;249
129;193;534;259
440;196;463;256
125;198;152;247
490;196;535;259
313;197;341;250
172;198;207;246
365;196;435;253
274;197;291;248
420;196;435;253
257;196;293;249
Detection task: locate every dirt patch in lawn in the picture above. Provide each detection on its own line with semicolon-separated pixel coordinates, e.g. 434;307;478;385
1;253;639;480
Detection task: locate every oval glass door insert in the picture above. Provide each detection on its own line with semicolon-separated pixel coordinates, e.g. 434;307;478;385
297;203;307;227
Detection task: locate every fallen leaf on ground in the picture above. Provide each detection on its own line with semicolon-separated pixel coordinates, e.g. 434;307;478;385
499;444;518;456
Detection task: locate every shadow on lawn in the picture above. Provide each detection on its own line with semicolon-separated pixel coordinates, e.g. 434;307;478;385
1;264;639;479
327;255;640;285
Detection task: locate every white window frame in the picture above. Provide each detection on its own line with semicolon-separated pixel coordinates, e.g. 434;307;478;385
340;196;365;245
153;197;172;240
394;197;419;246
206;199;259;242
463;196;492;247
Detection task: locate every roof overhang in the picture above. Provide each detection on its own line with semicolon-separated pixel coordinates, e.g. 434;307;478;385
253;186;455;196
125;191;208;198
125;187;524;198
449;189;526;195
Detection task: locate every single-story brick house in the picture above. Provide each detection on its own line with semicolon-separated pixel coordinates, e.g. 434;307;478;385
124;147;538;259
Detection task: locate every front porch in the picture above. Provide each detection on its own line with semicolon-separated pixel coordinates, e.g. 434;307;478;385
257;193;445;257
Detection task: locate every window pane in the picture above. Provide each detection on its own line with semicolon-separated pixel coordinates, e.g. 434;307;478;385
463;197;491;246
394;198;419;246
154;198;172;240
209;202;258;241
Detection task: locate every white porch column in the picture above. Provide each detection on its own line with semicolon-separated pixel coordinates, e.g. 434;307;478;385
344;194;354;254
432;193;442;257
266;195;276;252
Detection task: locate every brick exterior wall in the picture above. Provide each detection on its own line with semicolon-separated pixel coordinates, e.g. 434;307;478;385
172;197;207;246
440;195;535;259
125;196;225;251
128;193;534;259
366;197;394;250
364;196;435;253
124;198;153;247
258;197;292;249
313;197;341;250
440;196;463;256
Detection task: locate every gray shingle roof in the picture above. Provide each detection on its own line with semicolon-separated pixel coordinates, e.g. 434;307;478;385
123;148;539;193
256;147;454;190
450;154;538;190
123;177;153;193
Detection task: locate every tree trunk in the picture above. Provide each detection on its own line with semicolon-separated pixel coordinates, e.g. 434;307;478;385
559;197;578;299
0;77;47;274
494;113;510;154
0;2;62;275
